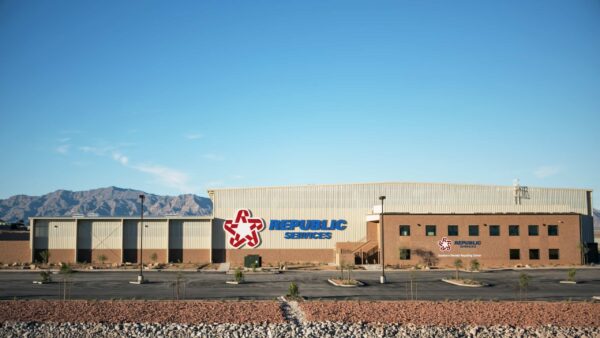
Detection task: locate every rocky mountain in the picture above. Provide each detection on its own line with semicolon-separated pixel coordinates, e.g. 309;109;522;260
594;208;599;229
0;187;212;223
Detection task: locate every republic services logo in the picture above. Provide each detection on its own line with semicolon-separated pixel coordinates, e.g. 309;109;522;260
438;237;452;252
223;209;265;249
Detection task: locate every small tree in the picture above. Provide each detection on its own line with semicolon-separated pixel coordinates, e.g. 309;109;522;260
39;250;50;264
519;273;531;300
453;259;463;280
288;282;299;298
59;263;73;300
578;243;589;265
345;263;355;281
150;252;158;264
251;261;257;272
567;268;577;282
40;271;51;283
470;259;480;272
97;254;107;265
234;268;244;283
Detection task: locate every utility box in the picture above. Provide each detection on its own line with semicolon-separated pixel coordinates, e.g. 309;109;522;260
244;255;261;268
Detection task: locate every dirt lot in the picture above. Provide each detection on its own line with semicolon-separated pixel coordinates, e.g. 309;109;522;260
300;301;600;327
0;300;284;324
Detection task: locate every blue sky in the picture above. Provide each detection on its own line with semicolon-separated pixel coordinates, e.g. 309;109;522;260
0;1;599;207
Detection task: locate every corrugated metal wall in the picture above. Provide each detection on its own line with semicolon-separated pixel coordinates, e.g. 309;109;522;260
211;182;592;249
77;220;122;249
47;219;77;249
169;219;211;249
122;219;168;249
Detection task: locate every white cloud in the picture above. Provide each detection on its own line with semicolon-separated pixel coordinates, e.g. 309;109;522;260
534;165;561;179
55;144;70;155
112;152;129;165
58;137;71;143
79;145;115;156
132;163;193;193
184;133;203;140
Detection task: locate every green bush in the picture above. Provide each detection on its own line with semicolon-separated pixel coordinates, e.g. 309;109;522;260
567;268;576;282
470;259;480;272
453;259;463;280
234;268;244;283
288;282;299;298
97;254;107;265
59;263;73;274
40;271;51;283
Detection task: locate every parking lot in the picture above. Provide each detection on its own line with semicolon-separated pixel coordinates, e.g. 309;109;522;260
0;268;599;301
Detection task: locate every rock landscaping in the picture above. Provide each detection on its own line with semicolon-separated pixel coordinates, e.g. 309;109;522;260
1;300;599;337
2;321;599;338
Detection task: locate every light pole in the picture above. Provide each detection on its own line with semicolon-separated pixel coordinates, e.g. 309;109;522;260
131;194;146;284
379;195;386;284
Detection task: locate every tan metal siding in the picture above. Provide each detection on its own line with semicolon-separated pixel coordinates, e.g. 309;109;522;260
122;220;168;249
211;183;591;250
169;219;211;249
46;220;77;249
77;220;122;250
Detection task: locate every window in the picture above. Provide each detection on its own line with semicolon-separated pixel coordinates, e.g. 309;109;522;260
528;225;539;236
469;225;479;236
489;225;500;236
426;225;436;236
529;249;540;260
399;248;411;260
549;249;559;260
447;225;459;236
509;225;519;236
548;225;558;236
399;225;410;236
509;249;520;260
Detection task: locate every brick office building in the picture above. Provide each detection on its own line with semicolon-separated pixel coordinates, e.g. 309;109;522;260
11;182;597;268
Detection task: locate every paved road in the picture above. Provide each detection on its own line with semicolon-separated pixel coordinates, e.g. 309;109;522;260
1;269;599;301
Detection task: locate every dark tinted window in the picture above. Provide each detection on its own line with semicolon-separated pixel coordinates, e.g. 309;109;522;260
448;225;458;236
509;225;519;236
510;249;520;260
528;225;539;236
426;225;436;236
399;249;411;260
529;249;540;260
399;225;410;236
489;225;500;236
549;249;559;260
548;225;558;236
469;225;479;236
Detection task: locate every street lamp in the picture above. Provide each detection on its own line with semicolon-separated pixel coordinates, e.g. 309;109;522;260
379;195;386;284
131;194;146;284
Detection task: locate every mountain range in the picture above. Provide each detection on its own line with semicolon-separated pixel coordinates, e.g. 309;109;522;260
0;187;212;223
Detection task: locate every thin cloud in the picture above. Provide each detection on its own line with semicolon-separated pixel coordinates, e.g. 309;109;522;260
55;144;70;155
132;163;194;193
112;152;129;165
534;165;561;179
184;133;203;140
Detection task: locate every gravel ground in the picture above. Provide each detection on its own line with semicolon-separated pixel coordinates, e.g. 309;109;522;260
0;300;284;324
301;301;600;327
1;321;599;337
2;300;600;337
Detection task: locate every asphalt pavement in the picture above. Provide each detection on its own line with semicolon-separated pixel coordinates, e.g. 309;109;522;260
0;268;599;301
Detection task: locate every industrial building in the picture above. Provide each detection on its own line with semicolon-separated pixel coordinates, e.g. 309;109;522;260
14;182;598;268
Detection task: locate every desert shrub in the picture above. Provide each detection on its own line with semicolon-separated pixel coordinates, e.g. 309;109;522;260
288;282;299;297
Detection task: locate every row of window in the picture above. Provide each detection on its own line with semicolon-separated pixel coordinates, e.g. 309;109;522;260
399;224;558;237
398;248;560;260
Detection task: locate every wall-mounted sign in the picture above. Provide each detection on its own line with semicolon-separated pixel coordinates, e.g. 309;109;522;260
223;209;265;249
270;219;347;240
437;237;482;258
